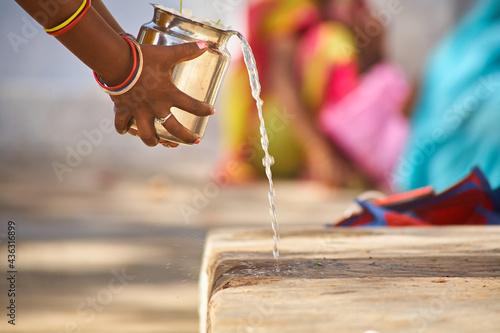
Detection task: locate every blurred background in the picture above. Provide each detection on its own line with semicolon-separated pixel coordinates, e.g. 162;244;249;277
0;0;480;332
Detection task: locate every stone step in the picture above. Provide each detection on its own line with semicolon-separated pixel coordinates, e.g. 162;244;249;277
199;226;500;333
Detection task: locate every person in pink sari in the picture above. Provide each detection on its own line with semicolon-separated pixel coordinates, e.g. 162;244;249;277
219;0;410;189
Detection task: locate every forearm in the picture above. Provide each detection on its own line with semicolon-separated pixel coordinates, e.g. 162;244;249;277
15;0;133;86
15;0;213;147
92;0;125;34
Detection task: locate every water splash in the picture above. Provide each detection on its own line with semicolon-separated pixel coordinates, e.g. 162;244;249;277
237;35;280;272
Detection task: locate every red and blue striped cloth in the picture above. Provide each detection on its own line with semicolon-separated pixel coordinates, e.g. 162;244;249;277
333;167;500;227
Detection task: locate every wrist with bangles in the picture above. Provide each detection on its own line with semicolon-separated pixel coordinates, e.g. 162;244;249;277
44;0;92;36
118;32;138;42
93;34;144;96
43;0;166;138
42;0;144;96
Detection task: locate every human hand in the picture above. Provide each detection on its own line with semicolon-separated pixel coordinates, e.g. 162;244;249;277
111;41;214;147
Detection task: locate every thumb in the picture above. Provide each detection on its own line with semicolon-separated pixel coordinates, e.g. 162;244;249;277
168;41;209;66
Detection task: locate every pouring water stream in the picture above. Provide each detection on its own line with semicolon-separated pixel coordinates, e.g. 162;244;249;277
232;32;280;272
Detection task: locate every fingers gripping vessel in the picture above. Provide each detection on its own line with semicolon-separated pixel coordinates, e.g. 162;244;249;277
131;4;236;145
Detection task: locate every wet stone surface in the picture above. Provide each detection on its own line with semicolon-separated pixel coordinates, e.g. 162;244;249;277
201;227;500;333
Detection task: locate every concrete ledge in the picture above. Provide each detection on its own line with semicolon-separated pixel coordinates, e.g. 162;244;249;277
199;227;500;333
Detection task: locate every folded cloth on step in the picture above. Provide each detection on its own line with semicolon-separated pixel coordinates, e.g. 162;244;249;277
331;167;500;227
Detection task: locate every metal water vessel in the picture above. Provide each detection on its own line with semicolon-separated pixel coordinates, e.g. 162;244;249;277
131;4;238;145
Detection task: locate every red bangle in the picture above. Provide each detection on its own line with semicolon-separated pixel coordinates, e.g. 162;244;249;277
93;35;139;91
47;0;92;37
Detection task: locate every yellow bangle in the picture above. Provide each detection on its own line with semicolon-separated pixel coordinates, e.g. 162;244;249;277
44;0;87;33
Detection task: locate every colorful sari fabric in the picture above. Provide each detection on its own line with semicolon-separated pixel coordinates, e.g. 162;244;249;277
221;0;356;178
394;0;500;192
221;0;409;184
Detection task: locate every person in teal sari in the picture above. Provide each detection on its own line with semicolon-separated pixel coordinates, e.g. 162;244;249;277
394;0;500;192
